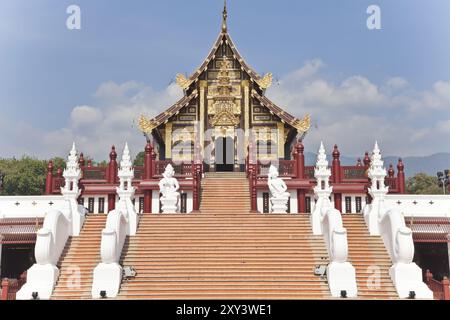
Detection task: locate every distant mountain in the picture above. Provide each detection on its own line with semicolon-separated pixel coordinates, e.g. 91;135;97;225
304;152;450;178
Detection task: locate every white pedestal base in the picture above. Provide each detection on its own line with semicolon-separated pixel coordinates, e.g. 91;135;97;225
327;262;358;298
91;263;122;299
389;263;433;299
270;198;289;214
16;264;59;300
160;197;178;214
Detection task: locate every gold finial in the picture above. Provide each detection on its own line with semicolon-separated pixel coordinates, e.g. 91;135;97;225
222;0;228;32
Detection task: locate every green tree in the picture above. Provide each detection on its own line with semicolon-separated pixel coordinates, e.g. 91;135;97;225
134;151;145;166
406;173;443;195
0;157;47;195
52;157;66;170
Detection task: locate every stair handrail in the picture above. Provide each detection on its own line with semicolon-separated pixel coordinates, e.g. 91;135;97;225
379;208;414;264
322;208;349;264
311;142;357;297
91;209;128;299
16;209;72;300
378;207;433;298
92;143;138;298
320;206;358;298
16;143;87;300
362;142;433;299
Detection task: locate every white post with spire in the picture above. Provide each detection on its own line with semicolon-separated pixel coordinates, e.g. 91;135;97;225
17;143;87;300
92;143;138;299
363;141;389;236
311;142;357;297
60;142;86;236
116;143;139;236
311;142;333;235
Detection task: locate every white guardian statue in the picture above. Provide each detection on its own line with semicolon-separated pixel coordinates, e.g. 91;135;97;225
159;164;180;213
267;165;290;213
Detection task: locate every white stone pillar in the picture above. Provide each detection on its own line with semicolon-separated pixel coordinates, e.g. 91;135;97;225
61;142;85;236
311;142;333;235
116;143;139;235
363;142;389;236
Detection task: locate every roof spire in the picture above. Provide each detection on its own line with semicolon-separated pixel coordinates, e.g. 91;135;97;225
222;0;228;32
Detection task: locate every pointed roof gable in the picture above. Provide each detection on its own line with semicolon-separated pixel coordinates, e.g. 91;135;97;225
142;5;310;137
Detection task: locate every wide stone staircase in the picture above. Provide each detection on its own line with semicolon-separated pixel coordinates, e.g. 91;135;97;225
116;172;331;299
342;214;398;299
51;214;107;300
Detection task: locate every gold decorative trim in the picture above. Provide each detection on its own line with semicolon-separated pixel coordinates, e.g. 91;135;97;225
176;74;192;90
292;114;311;133
138;115;159;134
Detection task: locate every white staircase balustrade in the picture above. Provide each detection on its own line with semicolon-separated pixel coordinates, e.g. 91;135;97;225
322;208;358;298
311;142;332;235
362;141;433;299
91;209;128;298
17;143;86;300
16;210;71;300
92;143;139;298
379;208;433;299
312;142;357;298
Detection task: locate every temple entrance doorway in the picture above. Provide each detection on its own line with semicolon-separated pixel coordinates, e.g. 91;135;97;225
215;136;234;172
414;242;450;281
0;244;35;279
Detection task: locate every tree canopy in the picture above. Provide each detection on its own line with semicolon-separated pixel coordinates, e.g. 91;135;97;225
0;157;66;196
134;151;145;166
406;173;443;195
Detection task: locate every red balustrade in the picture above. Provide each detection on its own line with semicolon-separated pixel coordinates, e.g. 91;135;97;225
425;270;450;300
256;160;297;178
152;161;194;178
0;272;27;300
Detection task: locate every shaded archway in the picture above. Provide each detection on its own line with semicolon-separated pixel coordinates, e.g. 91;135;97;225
215;136;234;172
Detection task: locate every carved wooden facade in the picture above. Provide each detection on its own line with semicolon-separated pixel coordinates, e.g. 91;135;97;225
141;8;310;172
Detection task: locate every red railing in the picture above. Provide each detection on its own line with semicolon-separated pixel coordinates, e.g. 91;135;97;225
304;166;315;179
81;166;108;181
256;160;297;178
134;166;144;180
51;176;65;193
1;272;27;300
341;166;367;181
152;161;194;178
425;270;450;300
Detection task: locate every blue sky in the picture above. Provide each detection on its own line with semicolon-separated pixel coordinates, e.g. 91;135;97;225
0;0;449;160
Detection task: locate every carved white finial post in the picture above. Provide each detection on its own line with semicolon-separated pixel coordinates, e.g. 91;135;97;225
311;142;333;235
116;143;139;235
364;141;389;235
61;142;85;236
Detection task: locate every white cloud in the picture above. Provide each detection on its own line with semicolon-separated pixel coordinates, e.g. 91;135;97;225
267;60;450;156
0;81;183;161
70;105;103;128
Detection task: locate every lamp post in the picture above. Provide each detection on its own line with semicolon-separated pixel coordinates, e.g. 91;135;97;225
437;170;450;194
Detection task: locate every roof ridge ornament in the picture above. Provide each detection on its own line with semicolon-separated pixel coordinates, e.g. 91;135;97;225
256;73;273;89
222;0;228;33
